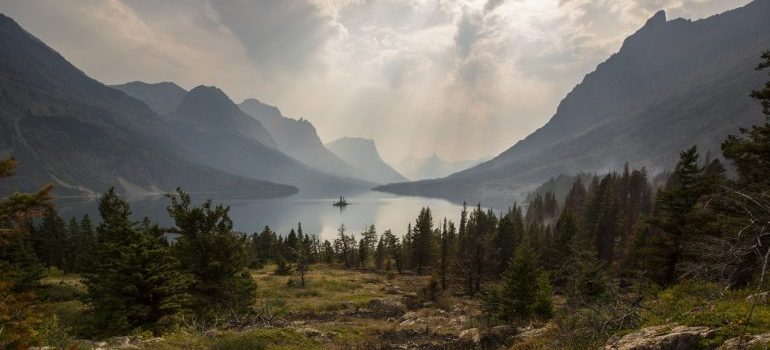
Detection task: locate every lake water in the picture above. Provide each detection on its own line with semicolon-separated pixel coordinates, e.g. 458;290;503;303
54;191;466;241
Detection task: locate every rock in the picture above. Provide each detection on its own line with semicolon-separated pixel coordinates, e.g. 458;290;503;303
745;292;769;305
106;336;144;349
604;324;714;350
383;283;402;295
480;325;518;348
459;328;481;344
422;301;435;308
719;333;770;349
293;326;337;340
401;311;418;321
368;297;407;317
400;318;421;327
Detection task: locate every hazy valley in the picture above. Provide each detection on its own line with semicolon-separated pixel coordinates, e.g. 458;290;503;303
1;1;769;349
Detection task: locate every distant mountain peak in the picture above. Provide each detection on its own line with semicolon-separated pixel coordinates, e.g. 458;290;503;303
326;137;407;184
177;85;240;116
111;81;188;115
646;10;667;28
240;98;284;120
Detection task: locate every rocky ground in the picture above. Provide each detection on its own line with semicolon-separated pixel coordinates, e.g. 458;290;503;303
34;265;770;349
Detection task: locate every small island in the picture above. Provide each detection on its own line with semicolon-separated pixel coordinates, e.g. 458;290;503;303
332;196;349;207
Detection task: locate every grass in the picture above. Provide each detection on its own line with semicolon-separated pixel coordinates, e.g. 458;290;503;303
640;282;770;346
208;329;320;350
251;264;388;314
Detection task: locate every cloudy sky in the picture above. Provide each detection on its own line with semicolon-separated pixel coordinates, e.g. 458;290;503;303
0;0;751;163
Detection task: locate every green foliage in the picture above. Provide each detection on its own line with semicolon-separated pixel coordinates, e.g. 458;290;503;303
83;189;191;337
167;189;256;317
489;242;553;322
411;207;434;274
0;156;52;348
209;332;267;350
722;50;770;189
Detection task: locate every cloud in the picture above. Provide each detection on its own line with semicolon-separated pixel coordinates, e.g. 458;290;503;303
207;0;342;80
484;0;506;14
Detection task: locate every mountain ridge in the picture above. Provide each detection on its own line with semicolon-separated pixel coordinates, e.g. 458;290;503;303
0;13;297;198
377;0;770;207
326;137;407;185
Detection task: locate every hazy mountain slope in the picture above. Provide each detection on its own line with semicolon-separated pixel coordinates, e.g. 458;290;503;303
111;81;187;115
167;87;373;196
0;13;297;198
396;154;488;181
238;98;369;182
377;0;770;208
326;137;407;185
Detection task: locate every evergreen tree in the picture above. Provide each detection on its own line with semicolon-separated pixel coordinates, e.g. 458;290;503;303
295;234;310;287
495;242;552;321
0;157;51;348
166;189;256;316
412;207;434;274
84;190;191;336
359;225;378;268
374;236;386;271
718;51;770;287
335;224;354;268
494;210;517;276
321;239;334;263
653;146;714;285
550;209;579;285
382;229;402;273
33;208;69;272
437;219;456;289
722;50;770;190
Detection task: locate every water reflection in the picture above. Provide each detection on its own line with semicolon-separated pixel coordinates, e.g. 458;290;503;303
55;191;466;241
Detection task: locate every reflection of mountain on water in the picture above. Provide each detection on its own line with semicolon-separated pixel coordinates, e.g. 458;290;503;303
54;192;464;241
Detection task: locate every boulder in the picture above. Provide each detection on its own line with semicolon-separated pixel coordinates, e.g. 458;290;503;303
480;325;518;348
745;292;769;305
604;324;714;350
368;297;407;317
459;328;481;344
718;333;770;349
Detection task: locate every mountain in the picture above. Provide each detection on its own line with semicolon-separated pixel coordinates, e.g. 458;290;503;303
326;137;407;185
111;81;187;115
0;13;296;198
395;154;488;181
166;86;373;196
170;86;277;148
377;0;770;208
238;98;369;182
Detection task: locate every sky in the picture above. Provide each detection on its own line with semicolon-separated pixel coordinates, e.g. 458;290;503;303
0;0;752;163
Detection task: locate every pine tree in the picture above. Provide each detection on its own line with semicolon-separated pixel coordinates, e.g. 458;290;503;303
718;51;770;287
550;209;580;286
166;189;256;316
494;210;517;276
0;157;51;348
496;242;552;321
412;207;434;274
295;235;310;287
437;219;455;289
84;190;191;336
382;229;402;273
653;146;714;285
722;50;770;190
374;236;386;271
33;208;69;272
